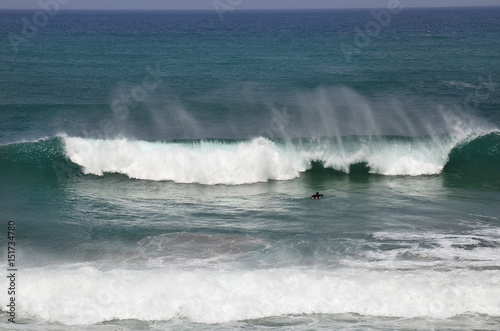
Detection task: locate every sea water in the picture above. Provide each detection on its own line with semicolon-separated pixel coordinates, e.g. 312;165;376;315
1;8;500;330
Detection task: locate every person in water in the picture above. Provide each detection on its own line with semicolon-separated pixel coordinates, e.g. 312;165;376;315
312;192;323;199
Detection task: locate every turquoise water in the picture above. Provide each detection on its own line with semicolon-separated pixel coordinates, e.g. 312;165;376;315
1;8;500;330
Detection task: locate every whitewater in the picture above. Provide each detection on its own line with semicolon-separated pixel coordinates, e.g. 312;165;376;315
61;131;497;184
15;266;500;325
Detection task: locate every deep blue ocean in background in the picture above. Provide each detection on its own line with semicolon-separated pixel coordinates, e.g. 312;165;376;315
1;6;500;330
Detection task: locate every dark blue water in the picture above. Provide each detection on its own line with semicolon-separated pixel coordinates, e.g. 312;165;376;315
1;8;500;330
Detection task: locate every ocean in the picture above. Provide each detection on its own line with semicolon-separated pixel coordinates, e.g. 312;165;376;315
1;6;500;330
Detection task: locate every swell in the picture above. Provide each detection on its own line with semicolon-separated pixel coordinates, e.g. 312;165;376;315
0;132;499;185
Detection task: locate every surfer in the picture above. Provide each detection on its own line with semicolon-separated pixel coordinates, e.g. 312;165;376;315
311;192;323;199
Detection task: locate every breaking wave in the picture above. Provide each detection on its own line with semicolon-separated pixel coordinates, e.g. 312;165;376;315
1;131;499;185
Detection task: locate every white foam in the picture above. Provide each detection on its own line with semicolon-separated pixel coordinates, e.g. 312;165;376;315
318;137;452;176
64;137;307;185
446;80;476;88
351;229;500;271
62;132;487;184
1;266;499;325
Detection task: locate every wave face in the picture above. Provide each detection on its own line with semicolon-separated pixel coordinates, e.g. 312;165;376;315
444;132;500;183
0;137;76;185
1;132;499;185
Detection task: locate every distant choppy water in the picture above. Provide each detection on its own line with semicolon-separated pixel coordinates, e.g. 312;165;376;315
1;7;500;331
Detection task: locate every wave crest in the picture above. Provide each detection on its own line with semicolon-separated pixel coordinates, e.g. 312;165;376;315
1;133;498;185
62;132;499;184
